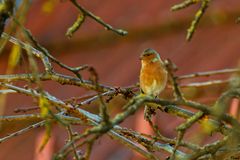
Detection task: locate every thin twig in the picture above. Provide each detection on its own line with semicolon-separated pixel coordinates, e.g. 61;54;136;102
178;68;240;80
69;0;128;36
0;121;45;143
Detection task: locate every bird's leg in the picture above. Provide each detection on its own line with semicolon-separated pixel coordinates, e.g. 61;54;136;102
144;105;156;121
144;95;157;121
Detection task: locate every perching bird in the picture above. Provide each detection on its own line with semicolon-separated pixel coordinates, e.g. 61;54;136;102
139;48;168;121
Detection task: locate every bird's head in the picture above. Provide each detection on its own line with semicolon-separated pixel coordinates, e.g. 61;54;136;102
140;48;161;63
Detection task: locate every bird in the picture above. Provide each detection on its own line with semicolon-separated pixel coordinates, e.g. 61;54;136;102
139;48;168;121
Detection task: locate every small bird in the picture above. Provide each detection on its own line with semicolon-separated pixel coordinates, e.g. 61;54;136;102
139;48;168;121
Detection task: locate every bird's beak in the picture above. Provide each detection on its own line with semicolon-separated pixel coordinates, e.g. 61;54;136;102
139;55;143;60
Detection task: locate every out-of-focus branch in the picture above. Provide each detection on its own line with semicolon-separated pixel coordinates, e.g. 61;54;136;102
0;0;14;36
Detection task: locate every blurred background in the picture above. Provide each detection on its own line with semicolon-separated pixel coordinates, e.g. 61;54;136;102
0;0;240;159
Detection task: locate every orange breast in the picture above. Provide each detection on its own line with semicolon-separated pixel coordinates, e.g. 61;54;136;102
140;61;167;96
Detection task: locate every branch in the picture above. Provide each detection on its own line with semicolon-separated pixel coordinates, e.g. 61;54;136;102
171;0;211;41
69;0;128;36
178;68;240;80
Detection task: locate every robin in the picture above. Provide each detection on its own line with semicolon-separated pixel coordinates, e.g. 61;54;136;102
139;48;168;120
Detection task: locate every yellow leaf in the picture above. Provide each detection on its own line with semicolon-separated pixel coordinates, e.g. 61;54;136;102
39;95;50;118
38;95;52;151
42;0;56;13
7;44;21;73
